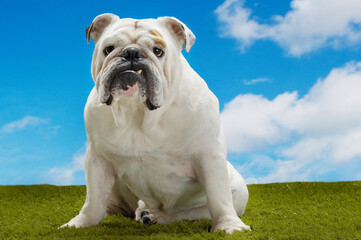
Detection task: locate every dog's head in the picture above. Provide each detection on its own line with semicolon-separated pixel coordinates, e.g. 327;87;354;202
86;14;196;110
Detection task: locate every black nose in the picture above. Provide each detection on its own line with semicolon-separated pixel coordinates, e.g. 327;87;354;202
120;47;145;61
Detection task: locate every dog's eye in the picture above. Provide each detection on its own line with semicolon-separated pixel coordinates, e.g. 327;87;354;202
103;46;114;56
153;47;164;57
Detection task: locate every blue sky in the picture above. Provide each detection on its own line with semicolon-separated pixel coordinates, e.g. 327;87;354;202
1;0;361;185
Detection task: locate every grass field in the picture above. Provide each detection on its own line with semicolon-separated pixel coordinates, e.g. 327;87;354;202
0;182;360;239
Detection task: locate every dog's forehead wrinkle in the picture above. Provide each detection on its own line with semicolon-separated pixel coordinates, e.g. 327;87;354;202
99;18;168;51
105;28;159;50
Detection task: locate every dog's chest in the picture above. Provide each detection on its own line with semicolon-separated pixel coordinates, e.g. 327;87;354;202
116;154;204;212
85;94;193;157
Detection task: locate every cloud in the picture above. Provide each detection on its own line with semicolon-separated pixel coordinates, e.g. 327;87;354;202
238;157;311;184
47;144;86;185
215;0;361;56
242;77;271;85
221;92;296;152
221;61;361;183
1;116;50;133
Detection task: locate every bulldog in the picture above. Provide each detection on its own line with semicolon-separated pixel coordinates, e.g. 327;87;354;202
61;13;250;234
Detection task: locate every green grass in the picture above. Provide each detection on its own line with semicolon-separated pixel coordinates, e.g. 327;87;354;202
1;182;360;240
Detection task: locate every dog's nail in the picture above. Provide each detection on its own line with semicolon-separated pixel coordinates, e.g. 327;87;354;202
142;216;151;224
140;210;149;219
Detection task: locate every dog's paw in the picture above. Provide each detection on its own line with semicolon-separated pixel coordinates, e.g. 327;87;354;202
59;214;99;229
135;200;168;224
139;210;156;224
136;208;165;224
212;216;251;234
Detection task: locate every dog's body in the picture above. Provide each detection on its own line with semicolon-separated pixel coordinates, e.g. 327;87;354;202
61;14;249;234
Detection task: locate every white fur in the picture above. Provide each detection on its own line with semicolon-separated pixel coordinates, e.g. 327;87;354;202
60;15;250;234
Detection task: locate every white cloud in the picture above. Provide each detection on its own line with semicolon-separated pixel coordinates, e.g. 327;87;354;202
221;61;361;182
47;144;86;185
1;116;50;133
239;158;311;184
221;92;296;152
242;77;271;85
215;0;361;56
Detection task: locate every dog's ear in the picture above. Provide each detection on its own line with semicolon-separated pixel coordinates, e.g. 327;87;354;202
158;17;196;52
86;13;119;44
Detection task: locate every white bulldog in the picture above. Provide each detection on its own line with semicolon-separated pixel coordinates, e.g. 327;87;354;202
61;13;250;234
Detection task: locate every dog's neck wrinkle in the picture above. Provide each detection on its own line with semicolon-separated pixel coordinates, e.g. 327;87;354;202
110;98;145;129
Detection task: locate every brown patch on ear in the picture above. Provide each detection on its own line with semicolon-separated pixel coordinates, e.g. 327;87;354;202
150;29;167;48
86;13;118;44
86;25;92;44
135;21;139;28
157;17;196;52
170;24;185;40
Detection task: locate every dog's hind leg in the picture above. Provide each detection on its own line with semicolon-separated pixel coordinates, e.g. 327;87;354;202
227;162;249;217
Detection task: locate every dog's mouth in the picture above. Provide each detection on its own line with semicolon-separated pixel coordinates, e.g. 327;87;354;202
104;69;159;111
106;70;145;104
100;56;163;111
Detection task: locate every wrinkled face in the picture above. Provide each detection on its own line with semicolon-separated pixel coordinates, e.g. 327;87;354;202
89;17;188;111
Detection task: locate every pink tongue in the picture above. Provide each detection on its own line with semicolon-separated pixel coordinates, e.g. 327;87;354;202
120;82;139;96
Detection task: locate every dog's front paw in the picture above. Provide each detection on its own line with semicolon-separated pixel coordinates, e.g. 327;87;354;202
212;216;251;234
59;214;99;228
136;208;165;224
139;210;156;224
135;200;168;224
